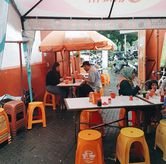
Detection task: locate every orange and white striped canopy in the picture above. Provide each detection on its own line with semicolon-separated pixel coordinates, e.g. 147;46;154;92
39;31;116;52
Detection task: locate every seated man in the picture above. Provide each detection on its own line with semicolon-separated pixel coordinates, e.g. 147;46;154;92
46;62;68;109
78;61;101;97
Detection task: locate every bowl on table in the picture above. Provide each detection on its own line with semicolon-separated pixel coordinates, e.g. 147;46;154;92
110;92;116;99
64;79;69;84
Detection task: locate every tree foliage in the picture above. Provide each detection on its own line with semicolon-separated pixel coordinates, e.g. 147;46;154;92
98;30;138;50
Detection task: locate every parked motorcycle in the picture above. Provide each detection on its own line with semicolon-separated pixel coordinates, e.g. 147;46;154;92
113;59;128;73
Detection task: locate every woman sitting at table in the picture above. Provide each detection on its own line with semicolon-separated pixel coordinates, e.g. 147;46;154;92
118;67;141;96
118;67;141;127
46;62;68;110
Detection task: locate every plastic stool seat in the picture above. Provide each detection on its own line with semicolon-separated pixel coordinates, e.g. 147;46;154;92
121;127;144;138
29;102;43;106
79;129;101;141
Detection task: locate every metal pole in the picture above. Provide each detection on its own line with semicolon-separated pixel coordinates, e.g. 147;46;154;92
156;30;159;77
69;51;71;76
124;34;127;55
18;42;24;98
60;51;64;75
54;52;57;62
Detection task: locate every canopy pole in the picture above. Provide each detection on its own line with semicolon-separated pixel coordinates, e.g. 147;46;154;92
6;40;29;100
68;51;71;76
60;51;64;76
54;52;57;62
157;30;159;73
18;42;24;98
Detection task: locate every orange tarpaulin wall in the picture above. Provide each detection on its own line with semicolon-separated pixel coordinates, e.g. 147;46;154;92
0;63;47;100
137;29;166;82
146;29;166;80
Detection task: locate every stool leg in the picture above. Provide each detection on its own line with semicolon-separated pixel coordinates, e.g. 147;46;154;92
11;112;17;136
27;107;33;129
143;139;150;164
52;96;56;110
41;105;46;128
24;109;27;129
4;112;11;144
154;125;160;150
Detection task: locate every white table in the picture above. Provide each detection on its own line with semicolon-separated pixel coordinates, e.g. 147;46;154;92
57;80;84;97
65;95;155;127
57;79;84;87
136;95;164;105
65;96;162;140
65;96;152;111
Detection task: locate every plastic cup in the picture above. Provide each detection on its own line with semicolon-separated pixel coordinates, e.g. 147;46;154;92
65;80;69;84
142;92;146;98
110;92;116;99
108;98;111;104
146;93;149;99
89;92;94;102
129;96;133;101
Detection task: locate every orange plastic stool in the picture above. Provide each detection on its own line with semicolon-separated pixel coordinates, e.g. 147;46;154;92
118;108;137;127
0;108;11;144
27;102;46;129
43;91;57;110
128;111;137;126
116;127;150;164
75;129;104;164
118;108;126;127
154;119;166;161
105;73;110;85
80;110;104;135
100;74;107;86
